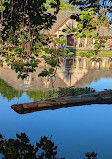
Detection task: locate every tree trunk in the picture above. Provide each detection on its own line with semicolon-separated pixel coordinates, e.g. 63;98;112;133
11;90;112;114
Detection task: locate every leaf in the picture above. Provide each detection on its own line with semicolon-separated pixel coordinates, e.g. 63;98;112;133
49;68;54;74
68;52;74;56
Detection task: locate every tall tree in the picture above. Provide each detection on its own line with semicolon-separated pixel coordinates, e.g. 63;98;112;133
0;0;61;79
0;0;74;80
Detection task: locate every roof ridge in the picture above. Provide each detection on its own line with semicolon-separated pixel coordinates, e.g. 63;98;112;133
47;9;80;13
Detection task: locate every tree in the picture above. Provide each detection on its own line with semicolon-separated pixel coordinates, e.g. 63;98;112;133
0;0;73;80
0;133;59;159
44;0;79;11
0;0;56;78
0;132;98;159
1;0;111;79
65;0;112;59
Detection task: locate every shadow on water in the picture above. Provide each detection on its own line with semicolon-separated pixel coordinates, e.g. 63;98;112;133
0;132;97;159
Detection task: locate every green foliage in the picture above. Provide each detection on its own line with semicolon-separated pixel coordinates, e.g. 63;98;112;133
1;0;111;79
38;68;55;77
44;0;79;11
90;57;102;62
79;50;96;58
1;4;73;79
37;35;74;78
0;133;58;159
70;0;112;14
0;60;3;67
0;78;23;101
0;0;10;12
78;51;87;57
0;77;97;102
57;87;96;97
65;0;112;58
76;51;112;57
0;132;98;159
27;87;97;101
27;90;58;101
68;52;74;57
71;7;109;54
0;0;61;79
79;51;104;61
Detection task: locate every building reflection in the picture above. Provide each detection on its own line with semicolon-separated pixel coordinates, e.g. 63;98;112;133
57;57;88;87
0;56;112;90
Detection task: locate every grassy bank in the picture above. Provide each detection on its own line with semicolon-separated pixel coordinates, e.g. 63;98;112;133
76;50;112;57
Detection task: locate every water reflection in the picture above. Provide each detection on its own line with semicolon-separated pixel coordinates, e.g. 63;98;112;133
0;81;112;159
1;56;112;92
0;56;112;101
0;132;97;159
0;133;59;159
0;78;23;101
57;57;88;86
0;57;112;159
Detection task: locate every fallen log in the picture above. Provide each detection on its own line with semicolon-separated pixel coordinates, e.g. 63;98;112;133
11;90;112;114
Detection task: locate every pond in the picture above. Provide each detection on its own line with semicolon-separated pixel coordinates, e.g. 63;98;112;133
0;57;112;159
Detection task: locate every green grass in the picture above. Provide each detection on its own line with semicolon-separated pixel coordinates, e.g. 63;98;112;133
76;50;112;57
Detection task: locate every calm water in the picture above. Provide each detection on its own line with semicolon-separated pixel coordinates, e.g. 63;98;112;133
0;57;112;159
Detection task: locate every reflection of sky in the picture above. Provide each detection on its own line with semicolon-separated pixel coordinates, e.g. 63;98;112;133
0;83;112;159
86;78;112;91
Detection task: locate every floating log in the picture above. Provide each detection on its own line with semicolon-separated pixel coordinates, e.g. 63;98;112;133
11;90;112;114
